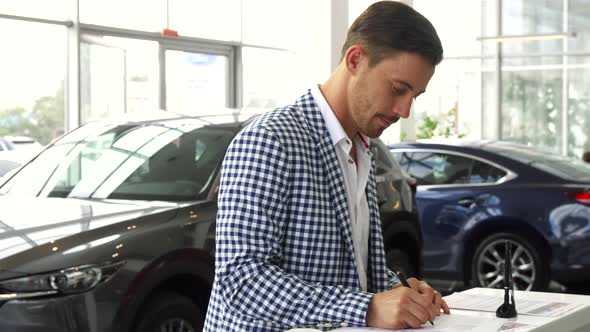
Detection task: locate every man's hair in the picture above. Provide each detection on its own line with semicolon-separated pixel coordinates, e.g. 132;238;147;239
583;151;590;162
342;1;443;67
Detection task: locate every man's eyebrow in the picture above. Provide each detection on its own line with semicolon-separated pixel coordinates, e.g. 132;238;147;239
392;79;426;95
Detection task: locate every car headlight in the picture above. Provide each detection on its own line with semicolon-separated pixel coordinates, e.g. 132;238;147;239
0;261;124;296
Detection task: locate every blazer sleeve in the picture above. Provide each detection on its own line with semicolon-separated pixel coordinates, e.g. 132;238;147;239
214;125;373;329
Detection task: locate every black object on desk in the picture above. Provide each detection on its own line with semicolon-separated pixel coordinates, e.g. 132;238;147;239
496;240;518;318
393;269;435;326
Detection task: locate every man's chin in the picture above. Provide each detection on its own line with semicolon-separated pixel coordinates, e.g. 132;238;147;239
362;127;386;139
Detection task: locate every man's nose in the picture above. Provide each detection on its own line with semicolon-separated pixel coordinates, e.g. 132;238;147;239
393;97;413;119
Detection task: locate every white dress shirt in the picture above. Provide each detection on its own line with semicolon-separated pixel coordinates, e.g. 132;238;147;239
311;85;371;291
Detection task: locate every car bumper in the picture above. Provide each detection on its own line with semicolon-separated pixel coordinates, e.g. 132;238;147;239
0;288;119;332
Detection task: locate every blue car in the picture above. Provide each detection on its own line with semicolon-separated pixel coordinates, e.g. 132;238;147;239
389;141;590;291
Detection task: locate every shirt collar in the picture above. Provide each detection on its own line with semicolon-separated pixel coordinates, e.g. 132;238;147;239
311;85;371;150
311;84;347;146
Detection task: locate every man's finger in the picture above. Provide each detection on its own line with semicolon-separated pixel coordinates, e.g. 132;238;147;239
401;299;431;328
441;298;451;314
432;291;442;318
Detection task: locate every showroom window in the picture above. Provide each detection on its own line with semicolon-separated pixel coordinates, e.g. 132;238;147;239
0;19;66;145
412;0;493;141
412;0;590;157
567;55;590;157
80;36;160;122
501;56;563;152
242;47;296;109
0;0;333;151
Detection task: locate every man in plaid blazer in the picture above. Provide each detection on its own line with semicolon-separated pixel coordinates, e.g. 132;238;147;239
204;2;449;331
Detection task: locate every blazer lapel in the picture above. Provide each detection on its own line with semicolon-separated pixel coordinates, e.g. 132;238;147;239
295;91;357;268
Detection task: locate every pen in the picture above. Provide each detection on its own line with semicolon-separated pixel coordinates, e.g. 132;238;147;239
393;269;435;326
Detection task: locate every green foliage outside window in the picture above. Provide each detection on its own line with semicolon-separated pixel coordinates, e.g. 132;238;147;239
416;107;467;139
0;84;64;145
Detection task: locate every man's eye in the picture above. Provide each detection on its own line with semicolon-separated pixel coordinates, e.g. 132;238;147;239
392;87;405;95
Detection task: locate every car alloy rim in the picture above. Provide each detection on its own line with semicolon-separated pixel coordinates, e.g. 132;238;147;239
476;239;536;291
159;319;195;332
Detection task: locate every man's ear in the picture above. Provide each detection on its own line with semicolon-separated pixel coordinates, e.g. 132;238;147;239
344;45;365;74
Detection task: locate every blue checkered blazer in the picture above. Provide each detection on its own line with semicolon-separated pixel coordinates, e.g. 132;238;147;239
203;91;398;331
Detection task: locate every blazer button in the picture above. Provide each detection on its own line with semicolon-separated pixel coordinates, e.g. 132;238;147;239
339;322;348;327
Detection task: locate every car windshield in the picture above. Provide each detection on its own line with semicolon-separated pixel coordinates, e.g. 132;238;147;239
487;143;590;181
0;119;237;201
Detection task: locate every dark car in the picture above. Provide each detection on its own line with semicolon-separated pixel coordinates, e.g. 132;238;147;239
0;112;420;332
390;140;590;292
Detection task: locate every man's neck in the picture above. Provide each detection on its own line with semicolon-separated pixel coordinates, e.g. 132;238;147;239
318;75;359;141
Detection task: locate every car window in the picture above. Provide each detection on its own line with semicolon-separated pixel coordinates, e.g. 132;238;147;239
0;121;236;201
470;160;507;183
104;126;233;201
393;150;507;185
397;152;474;185
0;143;75;196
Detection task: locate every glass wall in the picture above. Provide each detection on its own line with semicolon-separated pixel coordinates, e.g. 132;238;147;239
165;50;229;112
0;19;66;149
0;0;328;161
501;57;563;152
411;0;492;141
567;55;590;157
412;0;590;157
568;1;590;157
80;36;159;122
242;47;297;109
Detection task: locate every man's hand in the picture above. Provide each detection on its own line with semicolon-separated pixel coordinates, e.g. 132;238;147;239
407;277;450;320
365;278;450;329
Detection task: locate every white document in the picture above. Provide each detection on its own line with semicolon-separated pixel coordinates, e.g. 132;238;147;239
336;314;496;331
287;313;528;332
444;292;584;317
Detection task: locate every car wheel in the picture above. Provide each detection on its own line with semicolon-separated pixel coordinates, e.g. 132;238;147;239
386;248;417;278
134;291;204;332
471;232;548;291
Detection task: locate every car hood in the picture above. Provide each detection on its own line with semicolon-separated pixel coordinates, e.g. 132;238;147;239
0;197;179;277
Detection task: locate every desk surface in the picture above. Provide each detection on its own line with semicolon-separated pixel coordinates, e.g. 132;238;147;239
453;287;590;332
287;287;590;332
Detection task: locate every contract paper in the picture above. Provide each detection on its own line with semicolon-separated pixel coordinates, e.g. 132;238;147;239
288;313;531;332
444;292;584;317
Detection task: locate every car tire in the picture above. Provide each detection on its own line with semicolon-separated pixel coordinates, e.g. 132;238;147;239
386;248;417;278
471;232;548;291
134;291;204;332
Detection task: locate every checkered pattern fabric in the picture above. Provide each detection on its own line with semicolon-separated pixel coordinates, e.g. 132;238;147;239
203;91;398;332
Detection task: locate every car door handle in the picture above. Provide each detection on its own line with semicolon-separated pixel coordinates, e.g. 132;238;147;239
458;198;475;208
